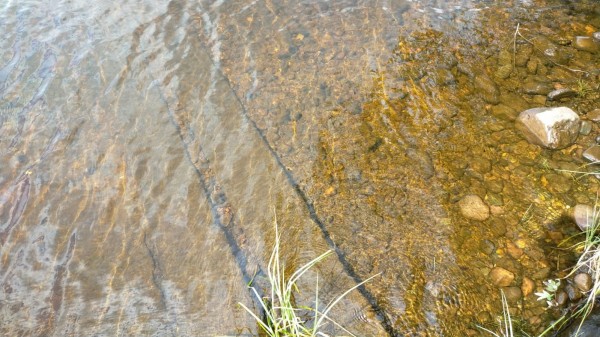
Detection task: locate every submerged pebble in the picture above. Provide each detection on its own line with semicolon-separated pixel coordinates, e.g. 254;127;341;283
489;267;515;287
574;36;600;53
583;145;600;162
458;194;490;221
547;88;577;101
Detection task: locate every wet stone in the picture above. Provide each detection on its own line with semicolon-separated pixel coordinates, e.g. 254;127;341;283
532;95;547;105
574;36;600;53
495;64;512;79
485;192;504;206
526;59;538;74
470;157;492;174
506;241;524;259
491;104;518;121
583;145;600;162
565;284;582;301
480;239;495;255
503;286;523;304
523;80;554;95
489;267;515;287
474;74;500;104
572;204;595;231
516;107;581;149
575;273;593;292
587;109;600;123
521;277;535;297
485;179;504;194
458;194;490;221
547;88;578;101
544;173;572;194
555;291;568;306
580;121;593;135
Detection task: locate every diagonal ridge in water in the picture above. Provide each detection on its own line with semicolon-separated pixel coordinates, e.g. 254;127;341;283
181;3;398;336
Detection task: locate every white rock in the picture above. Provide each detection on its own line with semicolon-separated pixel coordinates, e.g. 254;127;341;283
515;107;580;149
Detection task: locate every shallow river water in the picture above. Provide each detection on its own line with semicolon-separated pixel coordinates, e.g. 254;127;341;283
1;0;600;336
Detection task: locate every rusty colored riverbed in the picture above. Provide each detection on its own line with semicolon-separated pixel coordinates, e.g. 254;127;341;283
1;0;600;336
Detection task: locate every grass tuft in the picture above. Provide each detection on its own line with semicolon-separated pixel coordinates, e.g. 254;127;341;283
477;290;517;337
239;221;379;337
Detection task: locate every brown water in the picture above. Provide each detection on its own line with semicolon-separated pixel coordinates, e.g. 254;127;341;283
1;0;600;336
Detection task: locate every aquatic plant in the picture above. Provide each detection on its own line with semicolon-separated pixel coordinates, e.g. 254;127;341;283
575;78;593;98
477;290;516;337
239;221;379;337
537;202;600;336
535;279;561;307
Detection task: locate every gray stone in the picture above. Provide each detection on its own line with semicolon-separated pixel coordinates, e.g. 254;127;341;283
515;107;581;149
594;32;600;41
574;273;593;292
574;36;600;53
489;267;515;287
583;145;600;162
565;284;582;301
523;80;553;95
458;195;490;221
547;88;578;101
573;204;596;231
580;121;593;135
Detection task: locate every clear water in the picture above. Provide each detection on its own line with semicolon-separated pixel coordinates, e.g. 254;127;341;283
1;0;600;336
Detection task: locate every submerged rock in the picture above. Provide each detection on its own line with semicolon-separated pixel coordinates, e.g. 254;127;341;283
587;108;600;123
574;36;600;53
521;277;535;297
547;88;578;101
583;145;600;162
580;121;592;135
458;194;490;221
523;80;553;95
489;267;515;287
515;107;580;149
474;74;500;104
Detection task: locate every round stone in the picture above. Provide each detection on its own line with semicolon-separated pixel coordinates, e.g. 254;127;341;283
458;194;490;221
490;267;515;287
574;273;593;292
572;204;595;232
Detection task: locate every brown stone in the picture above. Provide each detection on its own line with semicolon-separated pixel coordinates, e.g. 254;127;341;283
521;277;535;297
503;286;523;304
574;273;593;292
490;267;515;287
458;194;490;221
506;241;524;259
